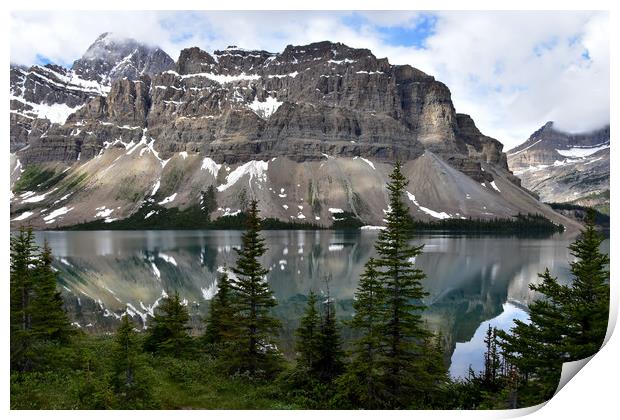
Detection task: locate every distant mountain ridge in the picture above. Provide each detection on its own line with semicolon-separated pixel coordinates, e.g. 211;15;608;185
9;33;579;231
507;122;610;211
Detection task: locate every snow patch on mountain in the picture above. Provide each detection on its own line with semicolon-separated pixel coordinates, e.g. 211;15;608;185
44;206;74;223
217;160;269;192
406;191;451;220
150;180;160;196
556;142;610;158
21;188;58;203
248;96;283;119
95;207;114;218
201;157;221;177
360;157;376;170
12;211;33;221
158;193;177;205
507;139;543;156
167;70;261;84
10;95;83;125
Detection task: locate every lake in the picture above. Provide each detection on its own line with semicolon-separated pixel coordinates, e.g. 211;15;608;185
32;229;605;379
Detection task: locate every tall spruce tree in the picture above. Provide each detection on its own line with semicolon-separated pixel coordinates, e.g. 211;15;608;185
295;290;322;372
339;258;387;408
497;269;567;404
30;241;73;342
563;210;610;359
10;229;73;371
316;280;344;382
203;272;238;350
497;213;609;406
111;315;152;408
229;200;282;376
10;227;38;371
143;291;192;357
373;161;433;408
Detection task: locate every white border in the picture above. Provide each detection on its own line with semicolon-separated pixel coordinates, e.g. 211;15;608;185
2;1;617;419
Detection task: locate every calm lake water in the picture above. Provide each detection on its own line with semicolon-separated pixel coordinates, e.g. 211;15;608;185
33;229;607;379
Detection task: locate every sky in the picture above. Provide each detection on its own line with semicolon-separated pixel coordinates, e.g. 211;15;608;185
9;10;609;150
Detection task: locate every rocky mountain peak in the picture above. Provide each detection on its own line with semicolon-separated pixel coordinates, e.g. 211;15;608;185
213;47;275;75
176;47;217;75
507;122;610;209
72;32;174;84
282;40;371;59
509;122;610;155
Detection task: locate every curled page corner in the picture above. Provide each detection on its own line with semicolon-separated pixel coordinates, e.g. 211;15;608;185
553;307;618;395
554;355;595;396
552;303;618;396
493;353;601;415
498;401;547;418
602;297;618;347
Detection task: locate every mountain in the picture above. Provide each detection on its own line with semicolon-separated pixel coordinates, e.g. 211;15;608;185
10;64;110;152
507;122;610;211
9;33;174;153
9;35;579;231
72;32;175;84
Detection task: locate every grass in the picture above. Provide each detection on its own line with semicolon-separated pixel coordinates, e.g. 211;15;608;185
10;334;292;410
12;165;67;193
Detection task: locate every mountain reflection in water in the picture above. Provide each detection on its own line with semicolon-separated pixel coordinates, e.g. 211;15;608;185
34;230;603;377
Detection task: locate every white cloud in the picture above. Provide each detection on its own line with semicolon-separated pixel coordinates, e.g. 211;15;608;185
369;11;609;148
10;11;609;150
10;11;171;66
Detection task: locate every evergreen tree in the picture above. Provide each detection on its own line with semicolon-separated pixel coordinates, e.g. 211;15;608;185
373;161;434;407
143;291;192;357
295;290;322;372
482;325;501;388
30;241;73;343
11;230;74;371
497;269;567;404
497;213;609;407
418;332;450;408
316;281;344;383
229;200;282;377
10;227;38;371
563;210;610;359
339;258;386;408
279;290;325;408
202;185;218;221
111;315;152;408
203;272;238;350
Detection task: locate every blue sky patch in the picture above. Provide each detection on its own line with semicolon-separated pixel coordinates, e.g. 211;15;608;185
35;54;57;67
533;36;560;57
376;14;437;48
342;12;437;49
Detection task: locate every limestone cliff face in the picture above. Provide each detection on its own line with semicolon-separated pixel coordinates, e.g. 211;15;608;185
9;64;106;152
19;40;505;168
507;122;610;207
